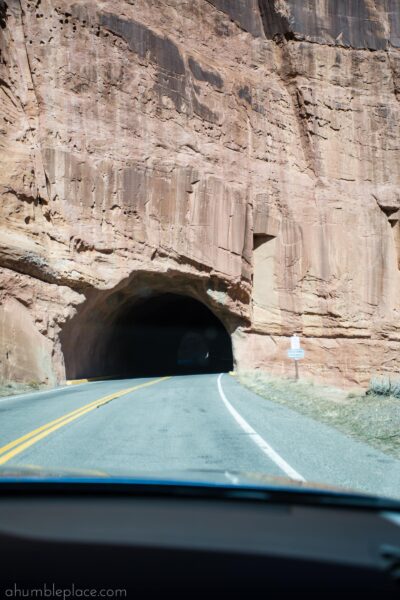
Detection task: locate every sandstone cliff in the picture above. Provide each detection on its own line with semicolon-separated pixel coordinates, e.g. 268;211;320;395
1;0;399;386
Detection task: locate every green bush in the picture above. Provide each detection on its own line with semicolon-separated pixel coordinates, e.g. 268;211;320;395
368;375;400;398
369;375;391;396
390;377;400;399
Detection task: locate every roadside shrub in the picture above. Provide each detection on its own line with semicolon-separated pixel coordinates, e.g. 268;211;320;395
368;375;391;396
368;375;400;398
28;381;40;390
390;377;400;399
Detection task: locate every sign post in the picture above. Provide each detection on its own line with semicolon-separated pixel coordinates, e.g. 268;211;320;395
287;335;304;380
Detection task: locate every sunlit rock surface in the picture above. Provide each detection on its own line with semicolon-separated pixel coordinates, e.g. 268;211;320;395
1;0;400;387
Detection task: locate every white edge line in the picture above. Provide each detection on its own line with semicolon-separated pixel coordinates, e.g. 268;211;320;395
217;373;306;483
0;382;88;404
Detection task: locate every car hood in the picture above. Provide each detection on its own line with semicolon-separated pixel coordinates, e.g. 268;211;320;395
0;463;378;494
1;464;399;509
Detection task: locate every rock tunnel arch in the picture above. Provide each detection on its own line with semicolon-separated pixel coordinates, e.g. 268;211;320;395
60;291;234;380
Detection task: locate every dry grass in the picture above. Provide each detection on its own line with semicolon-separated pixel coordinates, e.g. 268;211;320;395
237;371;400;459
0;380;46;398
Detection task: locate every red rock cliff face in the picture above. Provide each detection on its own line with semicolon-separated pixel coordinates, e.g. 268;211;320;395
0;0;399;386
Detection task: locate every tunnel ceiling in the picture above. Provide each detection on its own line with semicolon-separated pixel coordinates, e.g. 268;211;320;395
62;293;233;379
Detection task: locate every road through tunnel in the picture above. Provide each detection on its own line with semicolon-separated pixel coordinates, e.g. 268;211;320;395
61;293;234;380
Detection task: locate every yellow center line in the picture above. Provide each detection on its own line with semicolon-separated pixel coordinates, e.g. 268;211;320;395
0;377;170;466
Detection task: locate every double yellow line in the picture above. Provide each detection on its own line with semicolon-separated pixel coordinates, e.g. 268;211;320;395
0;377;169;466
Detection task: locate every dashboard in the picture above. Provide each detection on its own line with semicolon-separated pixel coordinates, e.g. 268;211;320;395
0;483;399;594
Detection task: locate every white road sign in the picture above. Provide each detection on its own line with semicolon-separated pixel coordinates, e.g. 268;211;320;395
290;335;300;350
288;348;305;360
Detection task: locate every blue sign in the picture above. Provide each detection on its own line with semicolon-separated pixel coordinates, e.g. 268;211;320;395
288;348;305;360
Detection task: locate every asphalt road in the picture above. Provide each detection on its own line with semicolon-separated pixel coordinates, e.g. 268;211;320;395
0;373;399;499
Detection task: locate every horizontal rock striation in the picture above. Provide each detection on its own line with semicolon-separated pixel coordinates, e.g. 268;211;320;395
0;0;399;387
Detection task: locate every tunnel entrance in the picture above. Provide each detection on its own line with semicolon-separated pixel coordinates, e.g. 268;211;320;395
62;293;234;379
112;294;233;377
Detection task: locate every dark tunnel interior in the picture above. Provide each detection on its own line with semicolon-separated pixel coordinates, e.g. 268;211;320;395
111;294;233;377
63;293;234;379
109;294;233;377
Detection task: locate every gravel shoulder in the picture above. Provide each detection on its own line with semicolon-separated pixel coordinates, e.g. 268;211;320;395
237;371;400;460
